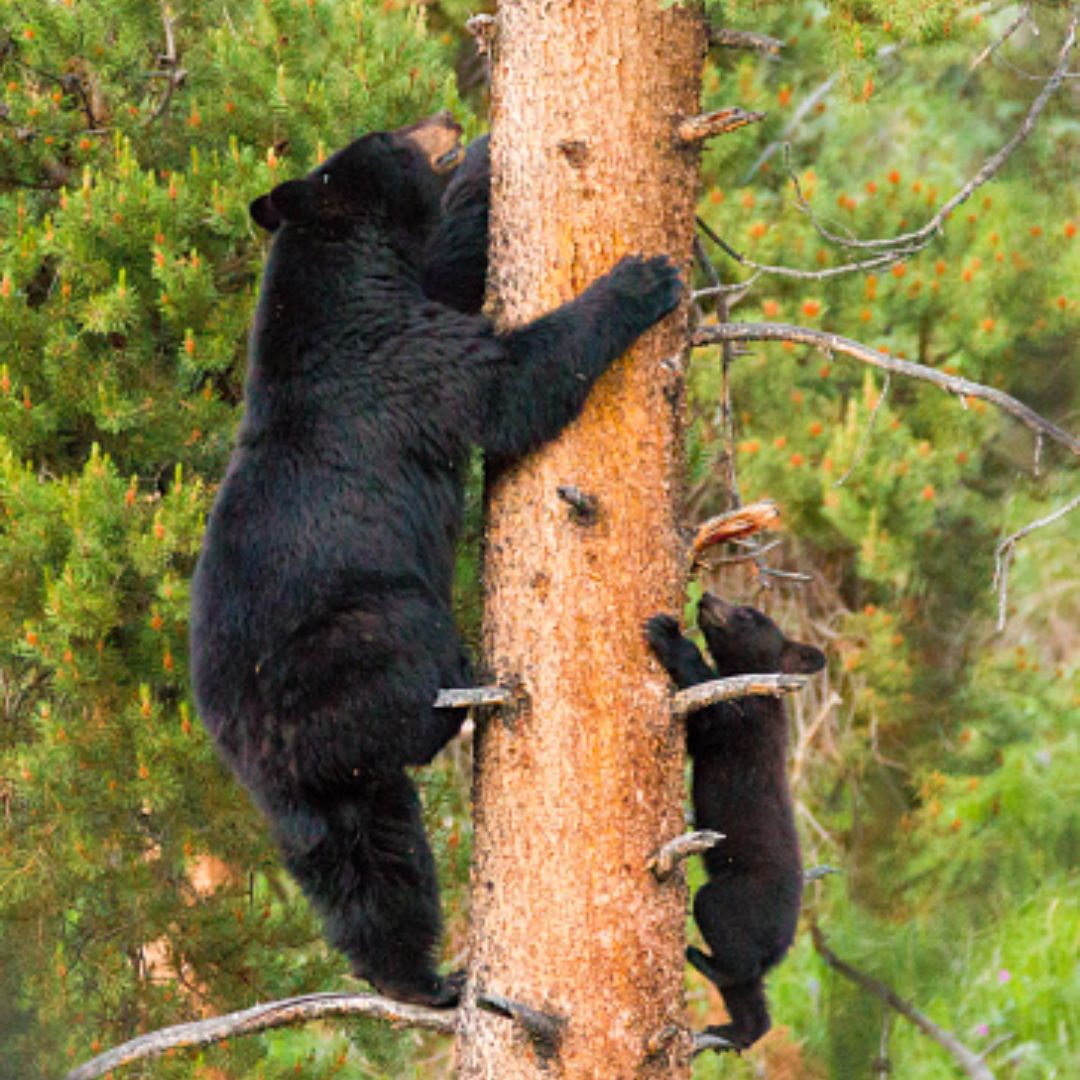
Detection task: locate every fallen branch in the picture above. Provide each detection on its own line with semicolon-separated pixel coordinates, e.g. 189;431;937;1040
647;830;724;881
993;490;1080;630
64;991;456;1080
811;926;997;1080
672;672;808;719
692;322;1080;459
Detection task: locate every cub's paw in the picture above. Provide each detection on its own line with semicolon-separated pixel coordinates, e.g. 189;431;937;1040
608;253;683;324
644;613;684;663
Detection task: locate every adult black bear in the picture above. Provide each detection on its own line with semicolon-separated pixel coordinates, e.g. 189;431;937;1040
646;594;825;1048
190;113;681;1007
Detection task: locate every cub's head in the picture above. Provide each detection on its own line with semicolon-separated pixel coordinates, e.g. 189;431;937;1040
697;593;825;677
250;112;464;237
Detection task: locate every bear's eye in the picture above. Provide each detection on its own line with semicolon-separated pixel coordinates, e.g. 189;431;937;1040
322;174;331;185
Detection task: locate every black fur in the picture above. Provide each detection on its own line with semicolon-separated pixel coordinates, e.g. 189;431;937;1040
190;115;681;1006
645;594;825;1049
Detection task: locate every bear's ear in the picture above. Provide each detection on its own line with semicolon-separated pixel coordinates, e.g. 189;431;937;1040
250;193;282;233
250;179;317;232
780;641;826;675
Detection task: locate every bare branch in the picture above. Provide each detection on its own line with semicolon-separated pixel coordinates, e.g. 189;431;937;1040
805;864;843;883
708;26;784;54
672;672;809;719
465;13;497;56
144;2;187;127
692;322;1080;459
647;830;724;881
698;215;913;281
833;374;892;487
477;992;566;1060
790;13;1078;254
556;484;600;525
970;3;1032;72
743;74;837;182
435;686;512;709
811;926;998;1080
693;1030;736;1056
677;107;765;145
64;991;456;1080
993;490;1080;630
690;501;782;560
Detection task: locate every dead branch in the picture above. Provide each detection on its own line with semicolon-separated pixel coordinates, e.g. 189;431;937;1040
993;490;1080;630
811;925;997;1080
647;830;724;881
790;13;1077;254
743;73;837;182
969;3;1032;72
465;13;497;55
64;991;457;1080
477;992;566;1060
804;864;842;883
435;686;511;708
677;107;766;145
672;672;809;719
690;501;782;560
144;3;187;127
708;26;784;54
698;215;914;281
556;484;600;525
692;322;1080;459
693;1030;736;1055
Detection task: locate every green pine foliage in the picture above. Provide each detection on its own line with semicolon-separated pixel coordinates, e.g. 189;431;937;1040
690;4;1078;1077
1;2;469;1077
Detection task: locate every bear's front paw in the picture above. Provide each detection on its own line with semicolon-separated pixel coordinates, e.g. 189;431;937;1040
644;613;683;653
608;253;683;323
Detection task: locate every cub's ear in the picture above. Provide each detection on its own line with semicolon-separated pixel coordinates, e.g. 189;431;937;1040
781;641;826;675
249;179;317;233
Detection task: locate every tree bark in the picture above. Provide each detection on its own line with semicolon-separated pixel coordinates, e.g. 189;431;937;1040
457;3;705;1077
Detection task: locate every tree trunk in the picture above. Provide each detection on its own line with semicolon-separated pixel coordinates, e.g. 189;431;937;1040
457;4;705;1077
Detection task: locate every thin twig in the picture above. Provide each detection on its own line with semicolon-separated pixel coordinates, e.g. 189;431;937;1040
64;992;457;1080
743;75;837;182
791;13;1077;254
672;673;809;719
811;926;997;1080
970;3;1032;72
144;3;187;126
834;374;893;487
692;322;1080;458
993;490;1080;630
698;215;914;281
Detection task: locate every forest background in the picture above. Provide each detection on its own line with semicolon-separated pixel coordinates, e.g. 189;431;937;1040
0;1;1076;1078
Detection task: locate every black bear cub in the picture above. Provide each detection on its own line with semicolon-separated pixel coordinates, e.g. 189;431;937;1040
646;594;825;1048
190;113;681;1007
